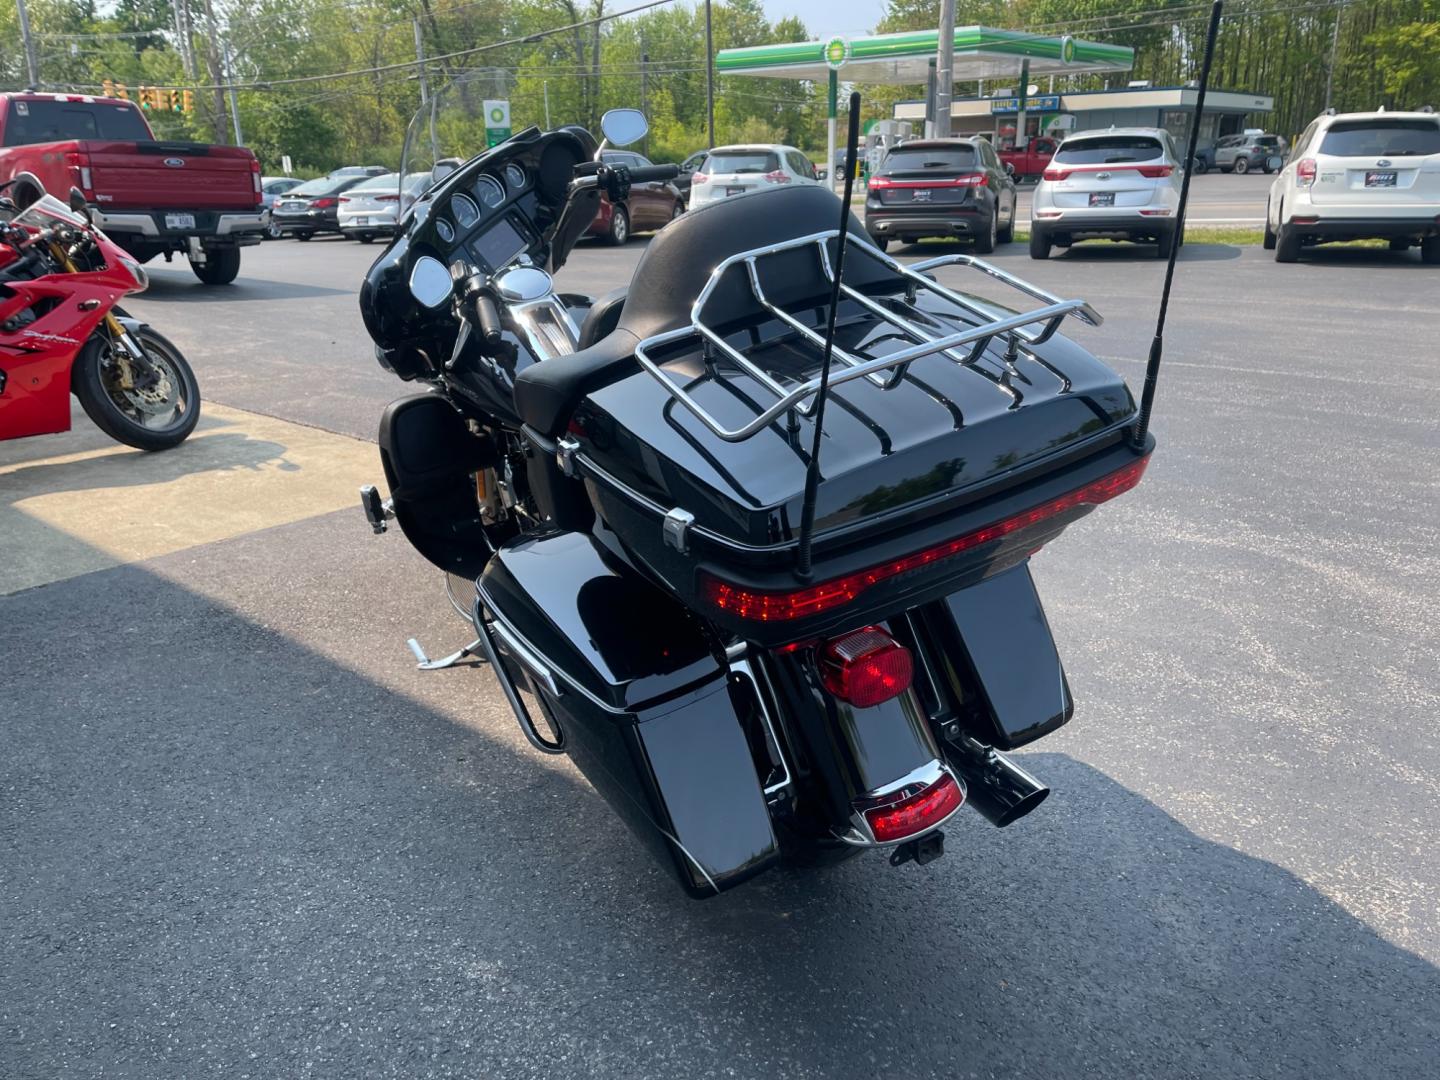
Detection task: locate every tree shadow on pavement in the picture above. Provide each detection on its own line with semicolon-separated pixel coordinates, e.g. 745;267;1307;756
2;533;1436;1079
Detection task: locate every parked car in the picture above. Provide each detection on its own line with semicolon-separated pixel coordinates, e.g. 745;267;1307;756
864;137;1017;253
675;149;708;205
261;176;302;239
1029;127;1183;259
1265;109;1440;263
587;149;684;245
337;171;432;243
688;144;819;210
1215;132;1287;174
328;165;387;179
270;175;367;240
0;91;266;284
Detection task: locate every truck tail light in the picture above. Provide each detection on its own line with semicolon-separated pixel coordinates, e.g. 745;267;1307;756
63;151;93;196
1296;157;1317;185
699;454;1150;622
818;626;913;708
862;772;965;842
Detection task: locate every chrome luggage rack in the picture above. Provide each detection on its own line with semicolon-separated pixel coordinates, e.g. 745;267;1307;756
631;229;1102;443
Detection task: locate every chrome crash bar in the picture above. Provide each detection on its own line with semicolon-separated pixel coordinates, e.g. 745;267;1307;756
630;229;1102;443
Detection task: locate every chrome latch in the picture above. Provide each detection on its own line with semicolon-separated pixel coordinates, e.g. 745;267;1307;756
556;436;580;478
662;507;695;553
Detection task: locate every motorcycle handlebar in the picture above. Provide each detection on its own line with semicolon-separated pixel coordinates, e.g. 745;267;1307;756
476;294;503;346
626;164;680;183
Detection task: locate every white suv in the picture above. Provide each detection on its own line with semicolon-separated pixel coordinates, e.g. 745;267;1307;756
1266;109;1440;263
688;145;819;209
1029;128;1183;259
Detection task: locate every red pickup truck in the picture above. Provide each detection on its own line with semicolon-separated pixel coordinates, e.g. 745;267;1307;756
0;92;266;284
998;136;1060;183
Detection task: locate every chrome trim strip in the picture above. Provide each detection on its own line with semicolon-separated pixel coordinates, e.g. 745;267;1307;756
834;759;967;847
488;618;560;699
727;655;794;798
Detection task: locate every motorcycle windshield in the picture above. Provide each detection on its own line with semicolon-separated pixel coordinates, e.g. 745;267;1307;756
401;77;516;195
15;193;89;229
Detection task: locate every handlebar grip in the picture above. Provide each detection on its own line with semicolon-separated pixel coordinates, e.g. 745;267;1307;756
476;294;503;346
627;164;680;183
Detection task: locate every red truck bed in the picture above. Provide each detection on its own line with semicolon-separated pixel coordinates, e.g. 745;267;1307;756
0;93;266;284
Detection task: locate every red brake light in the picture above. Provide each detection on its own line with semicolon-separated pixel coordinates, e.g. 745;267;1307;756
762;170;791;184
818;626;913;707
863;772;965;842
1136;165;1173;178
869;175;892;190
699;454;1150;622
1042;166;1068;181
310;197;337;209
692;172;709;184
870;174;985;189
1296;157;1317;185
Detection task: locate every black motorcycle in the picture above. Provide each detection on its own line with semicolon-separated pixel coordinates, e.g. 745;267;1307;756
358;98;1154;898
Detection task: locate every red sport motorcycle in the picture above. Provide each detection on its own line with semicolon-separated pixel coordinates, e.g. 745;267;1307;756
0;178;199;450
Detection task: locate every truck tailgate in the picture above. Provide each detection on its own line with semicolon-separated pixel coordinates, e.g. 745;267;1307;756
84;141;258;211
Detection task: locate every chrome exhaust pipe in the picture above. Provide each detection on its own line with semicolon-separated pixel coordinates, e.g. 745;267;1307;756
947;745;1049;828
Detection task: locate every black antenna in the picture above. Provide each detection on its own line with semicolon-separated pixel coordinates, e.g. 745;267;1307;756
1131;0;1223;451
795;90;863;579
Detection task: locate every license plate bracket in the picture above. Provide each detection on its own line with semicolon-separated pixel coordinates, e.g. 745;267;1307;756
1089;192;1115;207
1364;171;1397;188
725;185;745;197
164;212;197;230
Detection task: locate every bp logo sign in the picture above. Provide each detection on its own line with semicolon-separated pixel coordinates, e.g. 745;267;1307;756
824;36;850;70
1060;35;1077;64
483;99;512;147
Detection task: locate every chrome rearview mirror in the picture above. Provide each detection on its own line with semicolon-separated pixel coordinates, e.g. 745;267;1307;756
408;255;453;309
600;109;648;148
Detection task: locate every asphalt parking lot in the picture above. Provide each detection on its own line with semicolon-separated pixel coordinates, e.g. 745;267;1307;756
4;221;1437;1078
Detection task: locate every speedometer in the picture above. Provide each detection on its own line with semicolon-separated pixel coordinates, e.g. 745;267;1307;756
503;163;527;192
451;194;480;229
475;175;505;209
435;217;455;244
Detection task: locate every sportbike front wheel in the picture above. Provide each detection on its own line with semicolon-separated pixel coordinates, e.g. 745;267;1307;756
73;327;201;451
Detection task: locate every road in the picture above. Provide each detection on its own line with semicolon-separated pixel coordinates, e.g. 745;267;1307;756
3;230;1437;1078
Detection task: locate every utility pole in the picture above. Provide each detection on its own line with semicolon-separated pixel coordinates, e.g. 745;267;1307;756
172;0;198;80
1015;59;1031;149
640;48;649;156
15;0;40;88
543;81;551;128
413;19;429;105
704;0;715;147
1324;8;1341;111
199;0;228;143
934;0;955;137
224;39;242;145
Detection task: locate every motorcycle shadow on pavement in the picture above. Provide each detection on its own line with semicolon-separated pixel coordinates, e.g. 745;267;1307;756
2;525;1436;1078
132;273;354;303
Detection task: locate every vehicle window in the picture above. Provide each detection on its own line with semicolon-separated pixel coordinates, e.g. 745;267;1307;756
1253;135;1282;148
350;173;401;192
631;153;653;167
1319;120;1440;156
1218;136;1238;148
1054;136;1164;164
705;151;780;174
290;176;354;197
880;146;978;173
1294;121;1319;155
3;99;152;145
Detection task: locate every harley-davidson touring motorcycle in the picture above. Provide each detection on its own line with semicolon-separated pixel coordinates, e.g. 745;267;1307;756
0;178;199;450
358;98;1156;898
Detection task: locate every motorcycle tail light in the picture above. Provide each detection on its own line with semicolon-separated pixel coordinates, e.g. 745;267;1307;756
819;626;913;708
763;170;791;184
863;772;965;842
699;454;1150;623
1296;158;1317;185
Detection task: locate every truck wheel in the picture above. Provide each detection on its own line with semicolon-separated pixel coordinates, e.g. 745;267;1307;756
191;247;241;285
73;327;201;451
1029;230;1051;260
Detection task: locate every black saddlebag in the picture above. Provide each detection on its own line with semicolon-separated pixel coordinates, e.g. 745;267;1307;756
476;530;779;897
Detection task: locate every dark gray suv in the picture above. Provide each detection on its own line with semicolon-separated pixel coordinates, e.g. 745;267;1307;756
1215;133;1287;174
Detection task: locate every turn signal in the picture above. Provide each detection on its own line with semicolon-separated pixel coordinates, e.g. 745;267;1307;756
818;626;913;708
864;773;965;842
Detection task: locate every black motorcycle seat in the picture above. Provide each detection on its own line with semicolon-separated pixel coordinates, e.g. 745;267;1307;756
516;185;894;437
576;286;628;350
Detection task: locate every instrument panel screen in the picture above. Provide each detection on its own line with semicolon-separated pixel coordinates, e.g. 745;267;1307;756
472;218;528;271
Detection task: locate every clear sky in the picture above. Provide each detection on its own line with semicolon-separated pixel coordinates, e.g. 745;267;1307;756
758;0;887;38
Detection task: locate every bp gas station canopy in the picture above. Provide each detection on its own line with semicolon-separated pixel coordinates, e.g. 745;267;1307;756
716;27;1134;85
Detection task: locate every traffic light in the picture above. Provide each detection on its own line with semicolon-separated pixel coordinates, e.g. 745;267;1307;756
182;89;194;113
102;78;115;97
138;86;152;110
105;80;129;101
171;89;183;112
